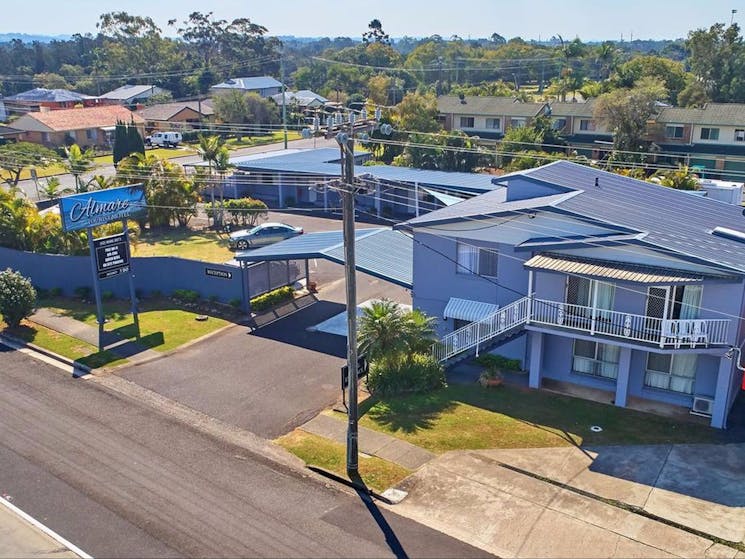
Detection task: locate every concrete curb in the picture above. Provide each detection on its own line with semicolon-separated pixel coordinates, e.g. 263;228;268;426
0;332;92;376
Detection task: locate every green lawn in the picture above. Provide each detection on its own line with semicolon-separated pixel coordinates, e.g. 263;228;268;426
39;296;231;353
1;319;126;369
337;384;720;453
276;430;411;492
223;131;301;149
133;228;233;263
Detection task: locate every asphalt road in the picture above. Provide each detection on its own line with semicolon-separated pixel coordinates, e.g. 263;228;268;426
0;345;488;558
16;136;339;200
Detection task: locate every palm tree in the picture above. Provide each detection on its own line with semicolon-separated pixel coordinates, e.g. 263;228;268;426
64;144;95;193
402;309;437;354
40;177;72;200
196;135;225;227
86;174;116;191
214;146;233;224
358;299;408;364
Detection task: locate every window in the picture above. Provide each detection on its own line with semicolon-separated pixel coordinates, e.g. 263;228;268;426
665;125;684;139
736;129;745;142
579;119;596;131
86;129;97;141
645;353;697;394
42;132;50;143
700;127;720;140
566;276;615;316
552;118;567;131
485;117;501;129
573;340;620;379
456;241;498;277
510;118;526;128
459;116;475;128
645;285;702;321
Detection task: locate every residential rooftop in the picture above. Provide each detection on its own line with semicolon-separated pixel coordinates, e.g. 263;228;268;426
98;84;162;100
4;88;94;103
655;102;745;125
438;95;548;117
13;104;144;132
211;76;283;91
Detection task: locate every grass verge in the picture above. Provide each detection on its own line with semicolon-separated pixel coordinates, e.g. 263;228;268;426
133;228;233;263
336;384;720;453
223;131;301;149
276;430;411;493
39;296;231;353
1;319;127;369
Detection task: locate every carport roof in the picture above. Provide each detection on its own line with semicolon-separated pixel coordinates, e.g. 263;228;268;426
234;228;413;288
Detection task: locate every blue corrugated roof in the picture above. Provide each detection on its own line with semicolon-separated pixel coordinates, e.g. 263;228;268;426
405;160;745;275
212;76;283;90
5;88;93;102
234;228;413;287
232;148;500;194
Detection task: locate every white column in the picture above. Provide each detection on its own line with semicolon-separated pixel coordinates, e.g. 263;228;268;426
614;347;632;407
414;182;420;217
375;182;381;217
528;331;544;389
527;269;534;324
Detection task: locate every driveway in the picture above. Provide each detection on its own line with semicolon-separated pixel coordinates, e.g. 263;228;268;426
118;270;409;438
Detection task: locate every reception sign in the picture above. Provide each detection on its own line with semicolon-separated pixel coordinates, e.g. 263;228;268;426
59;184;145;232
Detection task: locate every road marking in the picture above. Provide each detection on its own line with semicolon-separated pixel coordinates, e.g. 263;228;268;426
0;496;93;559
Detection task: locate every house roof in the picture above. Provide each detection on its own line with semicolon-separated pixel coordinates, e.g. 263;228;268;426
296;90;328;102
4;88;93;103
136;101;214;121
211;76;283;91
655;103;745;126
13;105;144;132
405;160;745;275
229;148;502;194
438;96;547;118
548;100;596;118
270;91;326;107
99;84;163;101
0;124;22;137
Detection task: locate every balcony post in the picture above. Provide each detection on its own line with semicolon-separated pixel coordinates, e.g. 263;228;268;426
526;269;533;324
528;331;544;389
614;347;632;408
590;282;598;335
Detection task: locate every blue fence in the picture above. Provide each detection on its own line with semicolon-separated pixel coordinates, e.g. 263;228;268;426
0;247;304;306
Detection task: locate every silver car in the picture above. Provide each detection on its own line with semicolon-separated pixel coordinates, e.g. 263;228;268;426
228;222;304;250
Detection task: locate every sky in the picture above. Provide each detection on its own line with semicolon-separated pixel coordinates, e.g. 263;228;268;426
0;0;740;41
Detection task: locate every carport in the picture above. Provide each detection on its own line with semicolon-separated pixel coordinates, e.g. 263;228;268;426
234;228;413;312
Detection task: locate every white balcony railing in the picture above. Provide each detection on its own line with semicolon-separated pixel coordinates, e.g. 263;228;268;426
433;296;731;362
530;298;730;348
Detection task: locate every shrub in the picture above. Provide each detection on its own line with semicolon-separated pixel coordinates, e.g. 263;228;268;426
250;286;294;312
366;353;446;396
172;289;200;303
475;353;522;372
208;294;219;303
35;286;49;299
74;286;92;300
0;269;37;328
102;290;114;301
229;298;241;308
49;287;63;297
150;290;162;299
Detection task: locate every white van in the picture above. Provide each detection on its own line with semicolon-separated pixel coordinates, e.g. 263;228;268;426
146;131;182;148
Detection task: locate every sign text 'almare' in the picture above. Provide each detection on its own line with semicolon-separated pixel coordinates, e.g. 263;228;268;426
94;233;129;280
59;184;146;232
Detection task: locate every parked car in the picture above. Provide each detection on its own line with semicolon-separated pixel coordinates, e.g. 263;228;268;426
228;222;303;250
145;131;182;148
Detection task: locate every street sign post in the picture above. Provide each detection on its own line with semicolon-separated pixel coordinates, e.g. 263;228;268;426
340;354;368;410
94;234;129;280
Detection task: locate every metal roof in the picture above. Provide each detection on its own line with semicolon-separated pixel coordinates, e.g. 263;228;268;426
99;84;161;100
523;254;714;283
231;148;501;194
655;103;745;125
548;100;596;118
405;160;745;275
5;88;93;102
211;76;283;90
234;228;413;288
443;297;499;321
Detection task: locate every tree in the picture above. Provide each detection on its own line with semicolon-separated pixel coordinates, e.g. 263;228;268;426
612;55;689;102
394;92;441;133
0;268;36;328
677;80;709;107
362;19;390;45
651;165;700;190
686;23;745;103
113;120;144;166
126;120;145;157
212;89;249;125
41;177;72;199
0;142;60;189
64;144;95;193
196;135;224;226
594;77;667;156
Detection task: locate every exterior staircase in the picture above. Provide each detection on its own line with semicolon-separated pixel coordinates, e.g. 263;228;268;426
432;297;530;364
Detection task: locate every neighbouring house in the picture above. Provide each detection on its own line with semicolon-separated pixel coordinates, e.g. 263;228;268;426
0;96;6;121
270;90;328;111
210;76;284;98
98;84;169;106
211;148;499;213
2;88;98;113
400;160;745;429
438;96;549;139
0;124;22;143
136;100;214;131
649;103;745;179
10;105;145;149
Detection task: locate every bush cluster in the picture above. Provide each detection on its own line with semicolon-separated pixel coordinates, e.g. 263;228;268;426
0;268;37;327
475;353;522;372
250;286;294;312
172;289;200;304
367;353;445;396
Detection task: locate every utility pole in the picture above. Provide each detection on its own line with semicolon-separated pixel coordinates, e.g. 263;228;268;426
281;53;288;150
339;116;359;476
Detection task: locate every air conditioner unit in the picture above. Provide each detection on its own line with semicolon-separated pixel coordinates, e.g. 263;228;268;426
690;395;714;417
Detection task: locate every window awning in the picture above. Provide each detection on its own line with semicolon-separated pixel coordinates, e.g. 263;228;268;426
101;126;117;131
524;253;710;283
443;297;499;322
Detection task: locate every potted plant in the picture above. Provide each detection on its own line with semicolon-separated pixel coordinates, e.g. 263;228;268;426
479;366;504;387
476;354;522;388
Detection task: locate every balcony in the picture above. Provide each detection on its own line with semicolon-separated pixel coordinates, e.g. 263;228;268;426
530;298;730;348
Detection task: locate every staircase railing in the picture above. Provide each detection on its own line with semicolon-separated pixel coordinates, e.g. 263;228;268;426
432;297;530;362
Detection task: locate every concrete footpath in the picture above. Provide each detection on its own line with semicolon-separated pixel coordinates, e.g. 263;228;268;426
0;497;87;558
